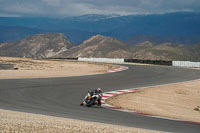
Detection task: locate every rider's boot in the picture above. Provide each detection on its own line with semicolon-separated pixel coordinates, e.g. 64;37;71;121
97;99;101;106
80;101;84;106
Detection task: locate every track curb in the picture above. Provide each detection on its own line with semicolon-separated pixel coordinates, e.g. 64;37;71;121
107;65;128;73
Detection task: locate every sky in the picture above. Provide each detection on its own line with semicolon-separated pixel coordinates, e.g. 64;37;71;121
0;0;200;17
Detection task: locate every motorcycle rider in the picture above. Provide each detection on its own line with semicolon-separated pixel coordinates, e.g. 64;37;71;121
80;88;103;106
95;88;103;106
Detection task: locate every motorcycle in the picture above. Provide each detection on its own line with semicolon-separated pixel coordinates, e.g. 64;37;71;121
80;91;101;107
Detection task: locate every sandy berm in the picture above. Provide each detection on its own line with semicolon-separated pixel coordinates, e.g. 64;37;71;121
0;57;117;79
0;57;162;133
107;80;200;123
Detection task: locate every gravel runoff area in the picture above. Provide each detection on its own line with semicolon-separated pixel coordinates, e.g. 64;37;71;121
0;109;163;133
0;57;117;79
106;80;200;123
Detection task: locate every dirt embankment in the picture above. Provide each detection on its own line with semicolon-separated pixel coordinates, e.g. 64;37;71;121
106;80;200;123
0;57;117;79
0;109;163;133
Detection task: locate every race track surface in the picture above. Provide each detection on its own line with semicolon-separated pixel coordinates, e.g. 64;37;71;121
0;65;200;133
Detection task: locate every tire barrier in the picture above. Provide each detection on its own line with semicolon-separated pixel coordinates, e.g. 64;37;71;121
47;57;78;60
124;59;172;66
78;58;173;66
48;57;200;68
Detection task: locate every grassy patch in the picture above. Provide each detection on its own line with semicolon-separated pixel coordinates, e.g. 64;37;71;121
194;106;200;112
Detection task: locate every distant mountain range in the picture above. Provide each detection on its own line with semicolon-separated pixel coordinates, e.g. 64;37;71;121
0;12;200;45
1;33;200;61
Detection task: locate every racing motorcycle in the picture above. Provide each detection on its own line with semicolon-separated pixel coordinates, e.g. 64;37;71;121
80;91;101;107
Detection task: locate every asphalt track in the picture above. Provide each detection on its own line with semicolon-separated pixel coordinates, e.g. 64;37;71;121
0;64;200;133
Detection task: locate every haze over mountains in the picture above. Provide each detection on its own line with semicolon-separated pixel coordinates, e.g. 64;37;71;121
1;33;200;61
0;12;200;45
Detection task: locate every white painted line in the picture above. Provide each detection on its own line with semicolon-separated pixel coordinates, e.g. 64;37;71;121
102;94;113;97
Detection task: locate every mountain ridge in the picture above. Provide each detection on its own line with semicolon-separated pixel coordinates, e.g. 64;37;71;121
1;33;200;61
0;33;73;58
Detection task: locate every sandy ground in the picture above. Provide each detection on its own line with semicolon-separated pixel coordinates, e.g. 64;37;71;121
0;57;116;79
106;80;200;123
0;109;163;133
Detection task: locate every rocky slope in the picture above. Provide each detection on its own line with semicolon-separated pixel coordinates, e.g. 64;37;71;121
130;43;200;61
0;33;73;58
57;35;135;58
57;35;200;61
1;33;200;61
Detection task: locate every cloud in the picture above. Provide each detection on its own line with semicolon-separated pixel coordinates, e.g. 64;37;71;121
0;0;200;17
41;0;63;7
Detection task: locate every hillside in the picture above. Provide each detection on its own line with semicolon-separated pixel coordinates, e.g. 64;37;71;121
57;35;200;61
1;34;200;61
0;33;73;58
130;43;200;61
57;35;134;58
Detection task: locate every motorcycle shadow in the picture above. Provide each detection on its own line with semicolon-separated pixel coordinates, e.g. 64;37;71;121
82;105;103;109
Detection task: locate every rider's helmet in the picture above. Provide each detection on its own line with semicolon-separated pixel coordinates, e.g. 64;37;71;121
89;90;93;95
97;88;102;93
